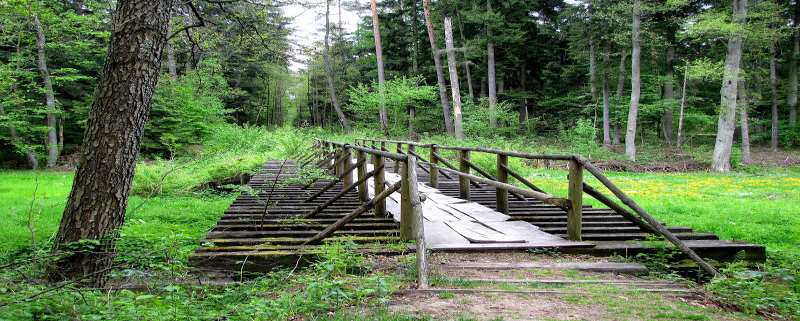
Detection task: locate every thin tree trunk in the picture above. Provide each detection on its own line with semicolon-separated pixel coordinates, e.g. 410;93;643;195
422;0;454;135
662;46;674;143
520;68;529;125
589;41;597;103
323;0;350;132
712;0;747;172
5;34;39;169
444;17;464;139
370;0;389;133
625;0;641;161
739;80;752;164
677;63;688;148
770;41;780;151
614;48;627;146
410;0;420;74
486;0;497;128
53;0;174;287
602;45;611;146
32;12;59;168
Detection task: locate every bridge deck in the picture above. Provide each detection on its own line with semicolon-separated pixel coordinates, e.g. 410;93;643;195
189;160;766;273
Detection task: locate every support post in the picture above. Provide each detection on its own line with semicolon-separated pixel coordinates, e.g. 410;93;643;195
567;159;583;241
459;150;470;200
400;158;413;241
373;153;386;217
356;150;368;203
496;154;509;214
342;146;353;187
429;145;438;188
395;142;403;173
406;154;428;289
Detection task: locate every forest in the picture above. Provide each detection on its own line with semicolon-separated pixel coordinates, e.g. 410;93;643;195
1;0;799;320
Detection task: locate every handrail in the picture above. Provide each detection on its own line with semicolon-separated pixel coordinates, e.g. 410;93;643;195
352;137;720;276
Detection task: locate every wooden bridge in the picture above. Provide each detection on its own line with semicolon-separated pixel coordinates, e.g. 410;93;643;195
190;138;766;285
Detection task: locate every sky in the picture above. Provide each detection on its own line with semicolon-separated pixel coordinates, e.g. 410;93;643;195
284;0;366;72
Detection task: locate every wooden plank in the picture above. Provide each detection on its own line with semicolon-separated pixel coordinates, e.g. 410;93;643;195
423;221;470;246
440;262;648;274
421;202;463;222
444;221;525;243
446;202;510;222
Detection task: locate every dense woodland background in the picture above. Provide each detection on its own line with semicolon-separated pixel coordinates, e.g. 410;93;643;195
2;0;800;170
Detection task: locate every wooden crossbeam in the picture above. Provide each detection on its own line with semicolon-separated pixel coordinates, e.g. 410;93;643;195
582;183;656;234
431;152;481;188
303;181;402;245
304;159;366;200
409;149;452;179
499;163;545;193
461;158;526;201
305;164;383;218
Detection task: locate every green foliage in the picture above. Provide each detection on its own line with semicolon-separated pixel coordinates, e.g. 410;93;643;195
708;257;800;318
144;60;232;157
462;98;519;138
346;76;438;135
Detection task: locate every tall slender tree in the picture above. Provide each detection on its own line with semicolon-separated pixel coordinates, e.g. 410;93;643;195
712;0;747;172
486;0;497;128
31;10;59;168
625;0;641;161
370;0;389;133
770;41;780;151
422;0;454;135
323;0;351;132
444;17;464;139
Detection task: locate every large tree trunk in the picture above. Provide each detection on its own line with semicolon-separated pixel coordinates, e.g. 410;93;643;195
770;41;780;151
323;0;351;132
422;0;454;135
739;80;752;164
486;0;497;128
370;0;389;133
677;62;688;148
662;46;675;143
602;45;611;146
625;0;641;161
790;1;799;127
711;0;747;172
32;13;59;168
52;0;174;287
444;17;464;139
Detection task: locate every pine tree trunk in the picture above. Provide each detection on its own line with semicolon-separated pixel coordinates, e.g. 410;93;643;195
166;23;177;80
662;46;675;143
739;80;752;164
770;41;780;151
32;13;59;168
520;68;528;125
625;0;641;161
370;0;389;133
422;0;454;135
602;45;611;146
323;0;351;132
486;0;497;129
712;0;747;172
444;17;464;139
52;0;174;287
677;63;688;148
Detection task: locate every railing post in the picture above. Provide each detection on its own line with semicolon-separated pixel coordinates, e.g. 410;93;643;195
333;146;342;176
373;153;386;217
496;154;509;214
406;154;428;289
429;145;438;188
400;158;413;241
395;143;403;173
567;158;583;241
342;146;353;187
459;150;470;200
356;150;369;203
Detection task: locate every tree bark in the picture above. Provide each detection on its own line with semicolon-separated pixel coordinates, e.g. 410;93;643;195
486;0;497;128
602;45;611;146
370;0;389;133
711;0;747;172
422;0;454;135
166;22;177;81
52;0;174;287
323;0;351;132
625;0;641;161
739;80;752;164
444;17;464;139
520;68;528;125
770;41;780;151
677;63;688;148
662;46;675;143
32;12;59;168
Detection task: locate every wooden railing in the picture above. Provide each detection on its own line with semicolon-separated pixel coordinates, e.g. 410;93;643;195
352;138;720;277
305;139;429;288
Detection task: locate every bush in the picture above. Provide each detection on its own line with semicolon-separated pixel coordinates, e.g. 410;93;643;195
462;98;520;138
558;118;603;157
